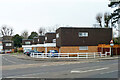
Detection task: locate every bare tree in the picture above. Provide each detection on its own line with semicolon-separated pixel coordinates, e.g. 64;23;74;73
0;25;13;36
38;27;46;36
21;30;28;39
104;12;111;28
96;13;103;28
47;24;60;32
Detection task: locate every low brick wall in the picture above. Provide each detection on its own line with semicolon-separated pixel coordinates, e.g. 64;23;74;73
59;46;98;53
32;47;59;53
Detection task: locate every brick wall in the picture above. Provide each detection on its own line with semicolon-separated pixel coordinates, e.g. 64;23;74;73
59;46;98;53
37;47;45;52
46;47;59;53
32;47;59;53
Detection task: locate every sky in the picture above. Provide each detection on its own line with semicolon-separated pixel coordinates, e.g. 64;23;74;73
0;0;112;36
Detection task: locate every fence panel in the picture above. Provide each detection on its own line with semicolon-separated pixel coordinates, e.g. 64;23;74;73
30;52;107;59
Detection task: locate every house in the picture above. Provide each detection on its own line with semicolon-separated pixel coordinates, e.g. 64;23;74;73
32;36;45;51
56;27;112;53
22;39;33;50
24;27;113;53
32;33;58;53
2;36;14;52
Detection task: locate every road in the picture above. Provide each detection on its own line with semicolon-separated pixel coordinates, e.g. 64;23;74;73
1;54;119;78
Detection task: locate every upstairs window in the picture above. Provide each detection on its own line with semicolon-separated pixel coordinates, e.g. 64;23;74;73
56;33;59;38
38;39;39;42
6;43;12;46
45;37;47;40
25;42;31;45
78;32;88;37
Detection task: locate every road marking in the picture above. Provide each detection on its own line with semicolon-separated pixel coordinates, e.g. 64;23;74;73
2;56;16;64
100;70;118;74
71;67;109;73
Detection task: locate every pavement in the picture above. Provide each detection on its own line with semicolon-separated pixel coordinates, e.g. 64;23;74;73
1;53;120;78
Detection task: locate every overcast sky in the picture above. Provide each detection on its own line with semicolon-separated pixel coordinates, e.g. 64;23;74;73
0;0;111;35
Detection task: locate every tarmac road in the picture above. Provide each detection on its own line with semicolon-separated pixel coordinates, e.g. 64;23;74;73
1;54;119;78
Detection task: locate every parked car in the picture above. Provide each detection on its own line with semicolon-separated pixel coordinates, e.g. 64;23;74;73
5;50;12;53
25;50;42;56
47;50;58;57
24;49;31;54
0;50;5;54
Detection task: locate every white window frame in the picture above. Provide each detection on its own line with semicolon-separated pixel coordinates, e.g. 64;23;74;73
78;32;88;37
5;43;12;46
38;39;39;42
45;37;47;40
53;39;56;43
79;46;88;50
56;33;59;38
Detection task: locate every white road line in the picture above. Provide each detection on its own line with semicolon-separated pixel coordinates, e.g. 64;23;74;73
71;67;109;73
2;57;16;64
100;70;118;74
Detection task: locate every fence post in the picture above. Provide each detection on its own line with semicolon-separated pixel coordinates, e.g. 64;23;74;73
33;53;34;58
50;53;51;58
37;53;38;58
106;52;107;57
58;53;60;58
94;52;96;58
77;53;79;58
86;53;88;59
100;52;102;57
68;53;69;58
30;52;32;57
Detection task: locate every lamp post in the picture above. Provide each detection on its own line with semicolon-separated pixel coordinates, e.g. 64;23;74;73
110;40;114;57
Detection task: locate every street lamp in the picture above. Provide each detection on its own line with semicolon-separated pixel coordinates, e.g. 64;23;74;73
110;40;114;57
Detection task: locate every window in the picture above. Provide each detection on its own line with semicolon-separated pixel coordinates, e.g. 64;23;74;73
6;43;12;46
53;39;56;43
79;46;88;50
78;32;88;37
45;37;47;40
25;42;31;45
56;33;59;38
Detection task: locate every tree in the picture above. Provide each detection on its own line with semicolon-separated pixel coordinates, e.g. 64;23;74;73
12;34;23;47
38;27;46;36
108;1;120;42
108;1;120;24
21;31;28;39
104;12;111;28
28;32;38;39
0;25;13;36
95;12;111;28
96;13;103;27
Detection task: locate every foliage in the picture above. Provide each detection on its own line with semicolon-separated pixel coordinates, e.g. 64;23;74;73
113;37;120;44
12;34;23;47
108;1;120;25
28;32;38;39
